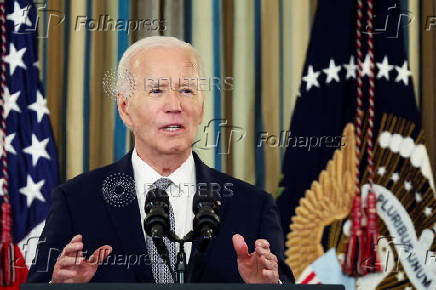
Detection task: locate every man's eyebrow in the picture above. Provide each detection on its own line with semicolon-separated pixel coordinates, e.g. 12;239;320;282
155;82;169;88
180;79;198;85
144;77;199;89
145;80;169;88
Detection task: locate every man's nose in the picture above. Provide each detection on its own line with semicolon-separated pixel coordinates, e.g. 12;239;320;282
165;89;182;113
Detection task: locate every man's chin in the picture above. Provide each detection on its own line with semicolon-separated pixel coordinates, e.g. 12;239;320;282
157;144;191;156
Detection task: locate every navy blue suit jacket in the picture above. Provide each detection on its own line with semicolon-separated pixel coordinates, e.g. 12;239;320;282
26;151;294;283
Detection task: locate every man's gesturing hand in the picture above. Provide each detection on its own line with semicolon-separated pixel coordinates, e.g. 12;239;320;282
51;234;112;283
232;234;279;284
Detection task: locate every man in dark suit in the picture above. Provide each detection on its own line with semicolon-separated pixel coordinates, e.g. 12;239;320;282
26;36;294;284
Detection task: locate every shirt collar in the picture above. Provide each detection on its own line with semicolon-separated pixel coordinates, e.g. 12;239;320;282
131;147;196;195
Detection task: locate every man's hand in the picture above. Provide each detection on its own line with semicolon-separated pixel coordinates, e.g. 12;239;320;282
232;234;279;284
51;235;112;283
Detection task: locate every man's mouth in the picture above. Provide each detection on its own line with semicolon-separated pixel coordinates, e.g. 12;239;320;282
160;124;185;132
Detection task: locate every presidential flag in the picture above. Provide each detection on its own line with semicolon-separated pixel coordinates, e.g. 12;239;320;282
277;0;436;288
1;0;59;288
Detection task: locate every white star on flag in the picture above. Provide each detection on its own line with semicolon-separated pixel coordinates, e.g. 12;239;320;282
376;55;393;80
19;175;46;208
0;132;17;155
424;207;433;217
377;166;386;176
323;59;341;84
302;65;320;91
6;1;32;32
33;60;40;70
4;43;27;75
391;172;399;183
416;192;422;203
395;61;412;85
343;55;357;79
404;181;412;191
23;134;51;167
3;87;21;118
361;54;373;77
28;90;50;123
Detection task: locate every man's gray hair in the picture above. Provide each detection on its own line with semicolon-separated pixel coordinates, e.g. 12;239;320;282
116;36;203;98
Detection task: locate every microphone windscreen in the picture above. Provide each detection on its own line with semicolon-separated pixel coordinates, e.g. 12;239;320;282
193;189;221;214
145;188;169;204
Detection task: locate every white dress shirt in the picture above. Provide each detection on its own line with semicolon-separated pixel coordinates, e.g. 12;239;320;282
131;147;196;262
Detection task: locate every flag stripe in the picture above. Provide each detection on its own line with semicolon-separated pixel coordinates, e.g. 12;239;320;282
301;272;316;284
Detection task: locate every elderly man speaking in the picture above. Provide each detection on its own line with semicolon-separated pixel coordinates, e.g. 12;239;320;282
26;36;294;284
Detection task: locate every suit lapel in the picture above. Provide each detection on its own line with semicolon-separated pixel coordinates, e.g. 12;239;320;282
187;152;230;282
102;151;154;282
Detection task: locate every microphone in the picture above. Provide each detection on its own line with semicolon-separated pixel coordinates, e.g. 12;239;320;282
143;187;174;273
192;190;221;253
187;191;221;282
144;188;170;239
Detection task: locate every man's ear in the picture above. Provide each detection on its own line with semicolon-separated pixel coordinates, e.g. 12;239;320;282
117;93;133;128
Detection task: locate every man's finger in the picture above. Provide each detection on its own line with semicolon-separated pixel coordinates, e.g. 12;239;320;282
260;255;275;270
57;256;85;267
264;252;278;263
70;235;82;244
54;269;78;280
88;245;112;265
262;269;278;283
255;245;270;256
62;242;83;257
255;239;270;249
232;234;249;260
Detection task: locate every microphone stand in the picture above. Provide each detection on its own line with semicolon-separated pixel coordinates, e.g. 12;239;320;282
167;230;195;284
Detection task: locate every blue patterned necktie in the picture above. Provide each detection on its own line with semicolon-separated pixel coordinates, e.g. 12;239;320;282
145;178;176;283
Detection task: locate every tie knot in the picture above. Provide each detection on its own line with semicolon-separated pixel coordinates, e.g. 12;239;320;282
153;178;173;191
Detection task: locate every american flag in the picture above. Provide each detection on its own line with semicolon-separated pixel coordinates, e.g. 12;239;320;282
1;0;59;288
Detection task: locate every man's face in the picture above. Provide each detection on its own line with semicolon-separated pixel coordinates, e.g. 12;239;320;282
118;47;204;156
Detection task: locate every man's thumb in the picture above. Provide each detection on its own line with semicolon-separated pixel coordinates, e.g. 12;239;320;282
232;234;249;259
88;245;112;265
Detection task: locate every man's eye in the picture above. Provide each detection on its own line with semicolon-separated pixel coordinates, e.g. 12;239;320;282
181;88;194;95
150;88;162;95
